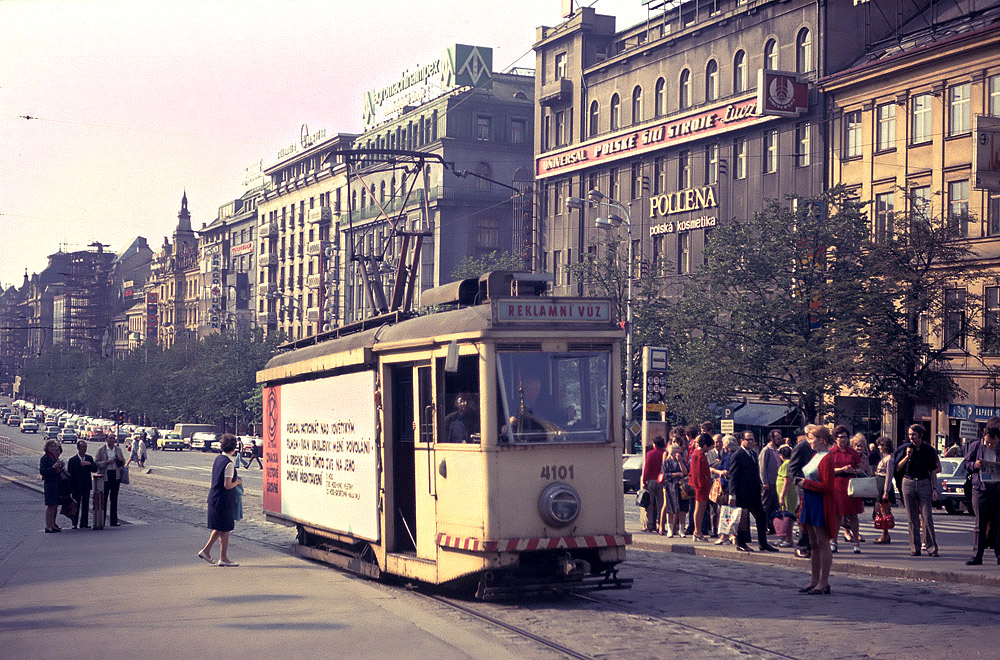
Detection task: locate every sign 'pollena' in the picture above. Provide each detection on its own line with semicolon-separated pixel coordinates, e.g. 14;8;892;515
650;185;717;218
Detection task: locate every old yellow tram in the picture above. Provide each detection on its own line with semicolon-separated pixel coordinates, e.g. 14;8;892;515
258;272;632;598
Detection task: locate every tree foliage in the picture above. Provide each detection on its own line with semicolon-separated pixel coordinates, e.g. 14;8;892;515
666;187;871;425
450;250;525;281
18;329;284;432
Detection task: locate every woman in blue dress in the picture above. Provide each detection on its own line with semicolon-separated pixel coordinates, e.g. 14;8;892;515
198;434;243;566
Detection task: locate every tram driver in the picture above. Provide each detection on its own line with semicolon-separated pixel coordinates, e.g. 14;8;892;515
502;373;569;442
443;392;479;443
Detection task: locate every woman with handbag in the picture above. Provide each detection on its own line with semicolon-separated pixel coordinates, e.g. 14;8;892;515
795;425;837;595
658;445;687;536
689;434;714;542
713;434;740;545
873;436;896;544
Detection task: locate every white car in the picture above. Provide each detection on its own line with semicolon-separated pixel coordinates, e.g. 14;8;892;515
20;418;39;433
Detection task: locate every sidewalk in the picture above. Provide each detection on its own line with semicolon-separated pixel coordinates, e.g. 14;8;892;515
625;517;1000;588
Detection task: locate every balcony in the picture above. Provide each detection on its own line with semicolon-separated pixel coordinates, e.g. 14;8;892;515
539;77;572;106
257;311;276;325
257;282;277;297
261;222;279;237
260;252;278;266
306;274;321;289
307;240;333;257
307;206;332;224
306;308;320;323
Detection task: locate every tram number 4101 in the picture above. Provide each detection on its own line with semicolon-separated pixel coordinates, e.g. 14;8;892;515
540;464;574;480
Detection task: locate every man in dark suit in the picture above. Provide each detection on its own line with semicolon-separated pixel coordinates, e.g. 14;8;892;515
728;432;779;552
67;440;97;529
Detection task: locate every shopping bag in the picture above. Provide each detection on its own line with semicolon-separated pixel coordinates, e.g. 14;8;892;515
873;502;895;530
719;505;741;536
709;479;724;503
771;510;795;537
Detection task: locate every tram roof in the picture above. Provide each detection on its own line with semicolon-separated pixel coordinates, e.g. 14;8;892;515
258;298;619;384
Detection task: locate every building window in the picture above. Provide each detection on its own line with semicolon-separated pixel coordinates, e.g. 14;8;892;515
678;150;691;189
764;38;778;69
733;50;747;93
796;28;812;73
734;137;747;179
655;78;666;116
875;191;894;242
876;103;895;152
553;250;563;286
511;118;526;145
632;85;642;124
476;115;492;141
948;83;971;136
795;123;810;167
989;192;1000;236
705;60;718;102
911;94;933;144
555;52;566;79
948;180;970;237
944;288;967;351
991;75;1000;117
910;185;931;220
844;110;862;158
653;157;665;194
679;69;691;109
704;144;718;185
608;167;620;200
652;234;665;276
589;100;599;136
477;218;500;249
631;161;643;199
554;111;566;147
764;129;778;174
678;232;691;274
985;287;1000;354
610;93;620;130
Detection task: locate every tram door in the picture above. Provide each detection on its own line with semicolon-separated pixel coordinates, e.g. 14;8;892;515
389;363;436;558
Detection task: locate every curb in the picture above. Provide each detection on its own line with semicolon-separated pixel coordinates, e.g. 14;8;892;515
629;535;1000;588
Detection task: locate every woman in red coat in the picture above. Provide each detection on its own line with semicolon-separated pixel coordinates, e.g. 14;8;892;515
689;434;714;542
796;425;837;594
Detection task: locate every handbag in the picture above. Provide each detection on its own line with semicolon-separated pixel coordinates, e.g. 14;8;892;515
718;504;741;535
119;465;130;485
636;488;651;508
771;510;795;537
709;479;724;503
679;483;695;500
873;502;895;530
60;496;78;521
233;483;244;521
847;475;877;498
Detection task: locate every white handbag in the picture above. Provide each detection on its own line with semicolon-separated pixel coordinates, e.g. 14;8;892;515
847;476;878;498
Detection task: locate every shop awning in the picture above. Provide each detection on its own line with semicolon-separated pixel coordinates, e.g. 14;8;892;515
733;403;796;427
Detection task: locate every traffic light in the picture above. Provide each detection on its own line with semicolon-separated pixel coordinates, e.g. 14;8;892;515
116;410;125;425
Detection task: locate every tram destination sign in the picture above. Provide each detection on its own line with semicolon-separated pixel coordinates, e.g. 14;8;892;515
494;298;612;323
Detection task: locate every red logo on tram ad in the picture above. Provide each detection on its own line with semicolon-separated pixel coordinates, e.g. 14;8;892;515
757;70;808;117
262;386;281;513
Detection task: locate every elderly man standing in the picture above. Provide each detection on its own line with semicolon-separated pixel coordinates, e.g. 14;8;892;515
729;431;779;553
963;425;1000;565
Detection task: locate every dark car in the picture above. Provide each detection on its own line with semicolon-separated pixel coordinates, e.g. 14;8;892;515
937;457;972;514
59;429;78;444
42;425;60;440
623;453;644;493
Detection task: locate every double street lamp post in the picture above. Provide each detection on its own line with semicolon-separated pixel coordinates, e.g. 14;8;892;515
567;189;635;452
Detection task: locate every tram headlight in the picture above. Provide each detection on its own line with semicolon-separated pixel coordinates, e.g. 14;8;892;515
538;482;580;528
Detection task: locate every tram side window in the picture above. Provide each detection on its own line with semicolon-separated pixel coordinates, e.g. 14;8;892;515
496;351;610;444
439;355;481;443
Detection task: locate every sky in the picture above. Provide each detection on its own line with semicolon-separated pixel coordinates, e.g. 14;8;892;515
0;0;653;289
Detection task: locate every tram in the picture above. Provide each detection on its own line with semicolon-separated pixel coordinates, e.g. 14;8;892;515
257;271;632;598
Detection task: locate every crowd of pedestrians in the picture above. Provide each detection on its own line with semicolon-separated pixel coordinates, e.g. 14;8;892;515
637;418;1000;594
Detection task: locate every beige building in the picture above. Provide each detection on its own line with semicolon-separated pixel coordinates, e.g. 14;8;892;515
824;2;1000;444
146;193;200;350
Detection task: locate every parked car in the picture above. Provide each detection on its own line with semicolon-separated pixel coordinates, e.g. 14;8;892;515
937;457;972;514
20;418;39;433
190;432;219;452
59;429;78;444
623;453;644;493
160;431;187;451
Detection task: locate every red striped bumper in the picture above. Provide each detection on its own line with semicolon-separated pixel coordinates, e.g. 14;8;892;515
436;533;632;553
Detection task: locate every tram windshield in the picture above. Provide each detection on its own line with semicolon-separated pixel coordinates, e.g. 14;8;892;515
496;351;610;444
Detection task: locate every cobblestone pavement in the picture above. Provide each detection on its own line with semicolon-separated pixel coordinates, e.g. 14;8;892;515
4;449;998;659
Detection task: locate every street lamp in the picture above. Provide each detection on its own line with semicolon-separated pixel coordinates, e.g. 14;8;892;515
567;189;635;452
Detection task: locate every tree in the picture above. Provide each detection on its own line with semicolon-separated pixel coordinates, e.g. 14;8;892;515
858;201;987;442
666;187;872;425
568;234;672;425
450;250;525;281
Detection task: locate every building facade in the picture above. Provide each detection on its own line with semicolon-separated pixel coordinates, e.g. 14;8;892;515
823;1;1000;444
146;193;200;350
